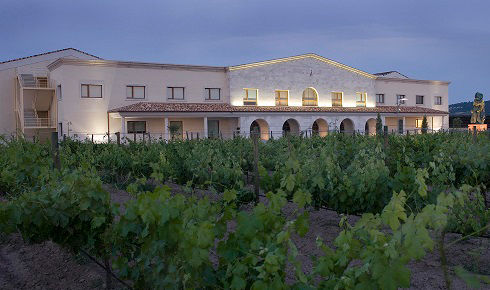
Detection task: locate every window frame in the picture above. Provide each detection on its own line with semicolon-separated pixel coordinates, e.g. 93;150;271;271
396;94;406;105
167;87;185;100
376;93;384;104
275;90;289;106
416;95;424;105
126;85;146;100
127;121;147;134
243;88;258;105
435;96;442;105
302;88;318;106
331;92;343;107
356;92;367;107
205;88;221;100
81;84;103;99
415;119;423;128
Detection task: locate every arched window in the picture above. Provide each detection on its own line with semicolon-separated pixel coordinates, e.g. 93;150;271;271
302;88;318;106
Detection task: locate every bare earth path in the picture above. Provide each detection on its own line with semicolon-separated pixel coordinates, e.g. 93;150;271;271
0;184;488;289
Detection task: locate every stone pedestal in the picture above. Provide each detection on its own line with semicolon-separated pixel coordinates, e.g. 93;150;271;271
468;124;487;131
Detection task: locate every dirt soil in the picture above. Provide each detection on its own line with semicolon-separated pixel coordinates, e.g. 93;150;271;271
0;184;488;290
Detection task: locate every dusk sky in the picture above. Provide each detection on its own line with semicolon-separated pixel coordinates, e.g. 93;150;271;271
2;0;489;104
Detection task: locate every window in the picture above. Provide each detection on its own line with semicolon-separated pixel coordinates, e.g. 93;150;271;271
167;87;184;100
169;121;183;139
275;90;288;106
416;95;424;104
397;95;406;104
435;96;442;105
376;94;384;104
331;92;342;107
81;84;102;98
243;88;258;105
127;121;146;133
416;119;423;128
356;92;367;107
126;85;145;99
302;88;318;106
205;88;221;100
57;85;62;101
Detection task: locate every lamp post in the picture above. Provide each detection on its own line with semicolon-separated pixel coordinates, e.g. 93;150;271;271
396;97;407;134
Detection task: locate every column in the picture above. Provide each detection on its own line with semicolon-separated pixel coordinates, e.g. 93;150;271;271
203;116;208;138
402;116;406;134
164;117;169;141
121;116;126;135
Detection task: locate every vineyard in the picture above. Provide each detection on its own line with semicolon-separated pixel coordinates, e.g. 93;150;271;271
0;132;489;289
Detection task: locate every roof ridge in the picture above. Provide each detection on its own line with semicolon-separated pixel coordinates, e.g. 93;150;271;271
0;48;101;64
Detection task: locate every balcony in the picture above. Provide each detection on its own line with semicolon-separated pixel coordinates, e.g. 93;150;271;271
19;74;52;88
24;117;54;128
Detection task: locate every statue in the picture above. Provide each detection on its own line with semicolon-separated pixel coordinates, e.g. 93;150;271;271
470;92;485;124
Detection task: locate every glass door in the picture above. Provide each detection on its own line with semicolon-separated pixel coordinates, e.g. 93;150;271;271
208;120;219;138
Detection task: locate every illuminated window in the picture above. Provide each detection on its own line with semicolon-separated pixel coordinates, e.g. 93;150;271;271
81;84;102;98
331;92;342;107
205;88;221;100
275;90;288;106
376;94;384;104
356;92;366;107
416;95;424;104
126;85;145;99
416;119;423;128
243;88;258;105
167;87;185;100
435;96;442;105
302;88;318;106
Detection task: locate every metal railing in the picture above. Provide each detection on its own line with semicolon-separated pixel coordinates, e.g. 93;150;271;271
24;117;53;128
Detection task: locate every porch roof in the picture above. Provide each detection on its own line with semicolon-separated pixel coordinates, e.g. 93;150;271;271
108;102;449;115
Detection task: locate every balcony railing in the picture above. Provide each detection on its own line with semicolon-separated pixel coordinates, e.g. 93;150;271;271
24;117;53;128
356;101;366;107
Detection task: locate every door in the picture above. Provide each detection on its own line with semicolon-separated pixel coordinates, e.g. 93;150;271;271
398;119;403;134
208;120;219;138
169;121;183;140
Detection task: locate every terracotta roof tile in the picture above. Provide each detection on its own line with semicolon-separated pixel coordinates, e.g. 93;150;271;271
109;102;449;114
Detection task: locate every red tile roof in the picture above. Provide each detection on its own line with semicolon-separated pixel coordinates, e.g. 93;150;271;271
109;102;448;114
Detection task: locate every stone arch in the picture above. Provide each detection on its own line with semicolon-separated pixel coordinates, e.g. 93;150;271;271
282;118;300;136
312;118;328;137
302;87;318;106
340;118;355;134
364;118;377;135
250;119;270;140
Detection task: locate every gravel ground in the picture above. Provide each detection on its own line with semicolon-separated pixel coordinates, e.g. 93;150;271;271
0;183;488;289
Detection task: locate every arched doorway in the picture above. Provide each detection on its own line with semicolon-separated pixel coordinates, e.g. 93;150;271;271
250;119;270;140
312;118;328;137
282;118;300;136
340;118;355;134
302;87;318;106
364;118;377;135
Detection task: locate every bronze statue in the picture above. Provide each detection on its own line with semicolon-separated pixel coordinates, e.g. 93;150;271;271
470;92;485;124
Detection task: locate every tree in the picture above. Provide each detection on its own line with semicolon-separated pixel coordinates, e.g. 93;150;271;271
421;115;428;134
376;113;383;136
453;117;463;128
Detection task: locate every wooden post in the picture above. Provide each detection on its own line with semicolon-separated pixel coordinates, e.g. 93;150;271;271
51;132;61;170
148;133;151;144
63;134;66;142
186;131;189;140
91;134;94;143
133;133;136;142
197;132;199;140
143;133;146;143
473;126;477;144
252;133;260;204
115;132;121;145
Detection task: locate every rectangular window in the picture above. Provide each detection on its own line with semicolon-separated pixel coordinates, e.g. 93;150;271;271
356;92;366;107
57;85;62;101
167;87;185;100
435;96;442;105
126;85;145;99
81;84;102;98
275;90;288;106
169;121;183;139
376;94;384;104
397;95;406;104
331;92;342;107
416;119;423;128
205;88;221;100
127;121;146;133
243;88;258;105
416;95;424;104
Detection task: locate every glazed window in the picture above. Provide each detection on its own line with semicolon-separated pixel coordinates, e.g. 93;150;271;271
435;96;442;105
243;88;258;105
127;121;146;133
331;92;342;107
416;95;424;105
205;88;221;100
416;119;423;128
126;85;145;99
167;87;185;100
356;92;367;107
275;90;288;106
302;88;318;106
81;84;102;98
376;94;384;104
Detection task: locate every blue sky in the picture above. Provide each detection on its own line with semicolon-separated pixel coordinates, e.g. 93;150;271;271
1;0;488;104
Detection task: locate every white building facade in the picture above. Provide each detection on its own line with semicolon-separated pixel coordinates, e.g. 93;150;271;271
0;49;449;141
